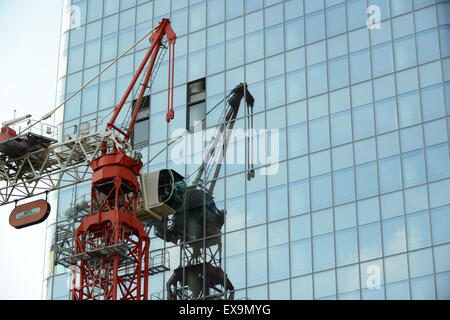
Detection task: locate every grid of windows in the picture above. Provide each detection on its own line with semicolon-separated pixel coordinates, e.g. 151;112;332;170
44;0;450;300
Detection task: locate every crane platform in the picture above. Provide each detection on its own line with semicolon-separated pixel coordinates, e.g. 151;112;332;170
0;124;120;206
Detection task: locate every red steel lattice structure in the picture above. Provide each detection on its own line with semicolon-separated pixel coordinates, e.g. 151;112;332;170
71;19;176;300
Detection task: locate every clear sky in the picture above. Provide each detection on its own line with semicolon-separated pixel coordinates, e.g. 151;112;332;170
0;0;62;299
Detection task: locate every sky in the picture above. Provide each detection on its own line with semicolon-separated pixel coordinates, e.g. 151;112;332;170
0;0;62;299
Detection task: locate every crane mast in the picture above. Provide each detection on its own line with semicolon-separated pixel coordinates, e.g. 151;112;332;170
70;19;176;300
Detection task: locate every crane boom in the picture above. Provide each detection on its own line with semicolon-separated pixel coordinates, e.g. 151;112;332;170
193;83;255;195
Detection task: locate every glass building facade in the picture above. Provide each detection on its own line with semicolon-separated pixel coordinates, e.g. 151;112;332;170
43;0;450;300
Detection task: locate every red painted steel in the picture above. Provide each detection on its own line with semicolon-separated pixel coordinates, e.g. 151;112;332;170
70;19;176;300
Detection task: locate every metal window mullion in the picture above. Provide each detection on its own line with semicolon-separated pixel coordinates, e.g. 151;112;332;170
322;0;339;300
280;0;293;301
388;1;414;301
301;0;315;301
415;2;442;300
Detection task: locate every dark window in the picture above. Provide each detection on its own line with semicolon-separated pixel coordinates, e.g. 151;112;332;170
187;78;206;131
132;95;150;148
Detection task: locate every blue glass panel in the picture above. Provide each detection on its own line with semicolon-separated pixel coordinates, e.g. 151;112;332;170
332;144;353;171
314;271;337;300
394;35;417;70
246;30;264;63
308;94;328;120
350;49;371;84
226;254;245;289
246;0;263;13
392;13;414;39
355;138;376;165
353;104;375;140
309;116;330;152
379;155;402;193
417;28;440;64
336;228;358;266
312;209;333;236
400;125;423;152
64;94;81;121
265;24;284;56
207;43;224;75
227;0;243;20
383;216;407;255
225;196;245;232
284;0;304;21
333;168;355;204
352;81;373;107
431;205;450;245
380;191;404;220
292;275;313;300
440;26;450;57
411;276;436;300
377;132;399;159
68;45;84;73
226;37;244;69
356;161;378;199
171;8;187;36
190;1;206;32
247;190;266;226
347;0;366;30
396;68;418;95
328;56;349;90
291;239;312;277
424;119;447;147
87;0;102;22
358;197;380;225
406;210;431;250
102;33;118;62
268;185;288;221
328;34;347;59
386;281;410;299
266;75;285;108
402;149;427;187
311;174;332;210
285;17;305;50
305;10;325;43
247;249;267;285
404;185;428;214
372;42;394;77
326;3;346;36
390;0;412;16
398;91;421;127
81;84;98;115
331;111;352;146
409;248;434;279
269;280;290;300
99;79;115;109
422;84;446;121
334;203;357;230
426;143;450;181
414;7;437;32
104;0;119;16
286;69;306;103
337;265;360;295
188;50;205;81
360;223;383;262
269;244;289;281
307;63;328;97
375;97;398;134
313;233;335;271
370;21;391;46
290;180;310;215
119;8;135;30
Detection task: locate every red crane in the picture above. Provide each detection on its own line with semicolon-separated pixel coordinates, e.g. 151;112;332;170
70;19;176;300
